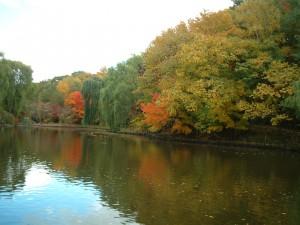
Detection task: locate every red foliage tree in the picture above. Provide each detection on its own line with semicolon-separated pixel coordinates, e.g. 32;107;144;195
64;91;84;123
140;93;169;130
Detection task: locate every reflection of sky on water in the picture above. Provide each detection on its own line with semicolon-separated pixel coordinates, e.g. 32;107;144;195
24;165;52;190
0;164;140;225
1;129;300;225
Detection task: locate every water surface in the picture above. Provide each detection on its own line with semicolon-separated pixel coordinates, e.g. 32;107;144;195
0;128;300;225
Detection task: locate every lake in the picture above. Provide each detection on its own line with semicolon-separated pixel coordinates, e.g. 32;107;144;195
0;128;300;225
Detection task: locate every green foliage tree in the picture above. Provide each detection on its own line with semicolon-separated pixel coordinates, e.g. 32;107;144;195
0;57;9;108
232;0;244;7
29;77;64;123
100;55;144;131
282;81;300;119
239;61;300;125
82;77;103;125
0;56;32;117
278;0;300;63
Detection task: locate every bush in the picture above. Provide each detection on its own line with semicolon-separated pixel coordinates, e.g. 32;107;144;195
0;110;15;125
21;117;32;127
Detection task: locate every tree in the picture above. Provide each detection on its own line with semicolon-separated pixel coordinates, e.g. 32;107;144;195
34;78;64;105
56;71;92;97
278;0;300;63
189;10;240;37
82;77;102;125
100;55;143;131
282;81;300;119
0;58;32;117
138;23;191;98
56;80;70;96
234;0;281;40
239;61;300;125
150;33;258;133
64;91;84;124
140;93;169;132
232;0;244;7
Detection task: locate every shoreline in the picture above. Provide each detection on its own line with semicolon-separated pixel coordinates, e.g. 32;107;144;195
11;123;300;152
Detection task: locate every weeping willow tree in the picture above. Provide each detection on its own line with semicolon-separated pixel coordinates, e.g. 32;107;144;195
0;55;9;108
100;55;144;131
82;77;102;125
0;55;32;118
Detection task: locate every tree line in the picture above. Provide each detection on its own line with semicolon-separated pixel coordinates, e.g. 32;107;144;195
1;0;300;135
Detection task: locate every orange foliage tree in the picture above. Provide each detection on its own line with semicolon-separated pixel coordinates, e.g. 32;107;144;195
64;91;84;123
140;93;169;131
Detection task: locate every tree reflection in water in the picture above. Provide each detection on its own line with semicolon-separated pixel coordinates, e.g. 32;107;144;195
0;128;299;225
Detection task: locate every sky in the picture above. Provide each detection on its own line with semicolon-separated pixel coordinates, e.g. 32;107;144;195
0;0;233;81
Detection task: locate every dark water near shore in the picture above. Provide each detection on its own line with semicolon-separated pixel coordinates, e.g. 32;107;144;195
0;128;300;225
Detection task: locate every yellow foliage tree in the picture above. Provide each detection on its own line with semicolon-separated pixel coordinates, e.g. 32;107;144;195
56;80;70;96
234;0;281;39
239;61;300;125
189;10;242;37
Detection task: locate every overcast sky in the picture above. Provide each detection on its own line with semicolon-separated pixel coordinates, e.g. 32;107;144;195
0;0;232;81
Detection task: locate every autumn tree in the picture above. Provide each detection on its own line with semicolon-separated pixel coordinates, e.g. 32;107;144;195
138;23;191;98
233;0;281;40
29;76;65;122
189;10;241;37
133;0;300;133
238;61;300;125
140;93;169;132
64;91;84;124
56;71;92;97
7;0;300;132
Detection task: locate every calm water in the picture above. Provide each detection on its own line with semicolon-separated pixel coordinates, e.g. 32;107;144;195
0;128;300;225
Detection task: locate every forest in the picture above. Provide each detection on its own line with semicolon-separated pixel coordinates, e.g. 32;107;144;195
0;0;299;135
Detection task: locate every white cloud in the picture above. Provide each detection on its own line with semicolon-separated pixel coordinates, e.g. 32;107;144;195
0;0;24;9
0;0;233;81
